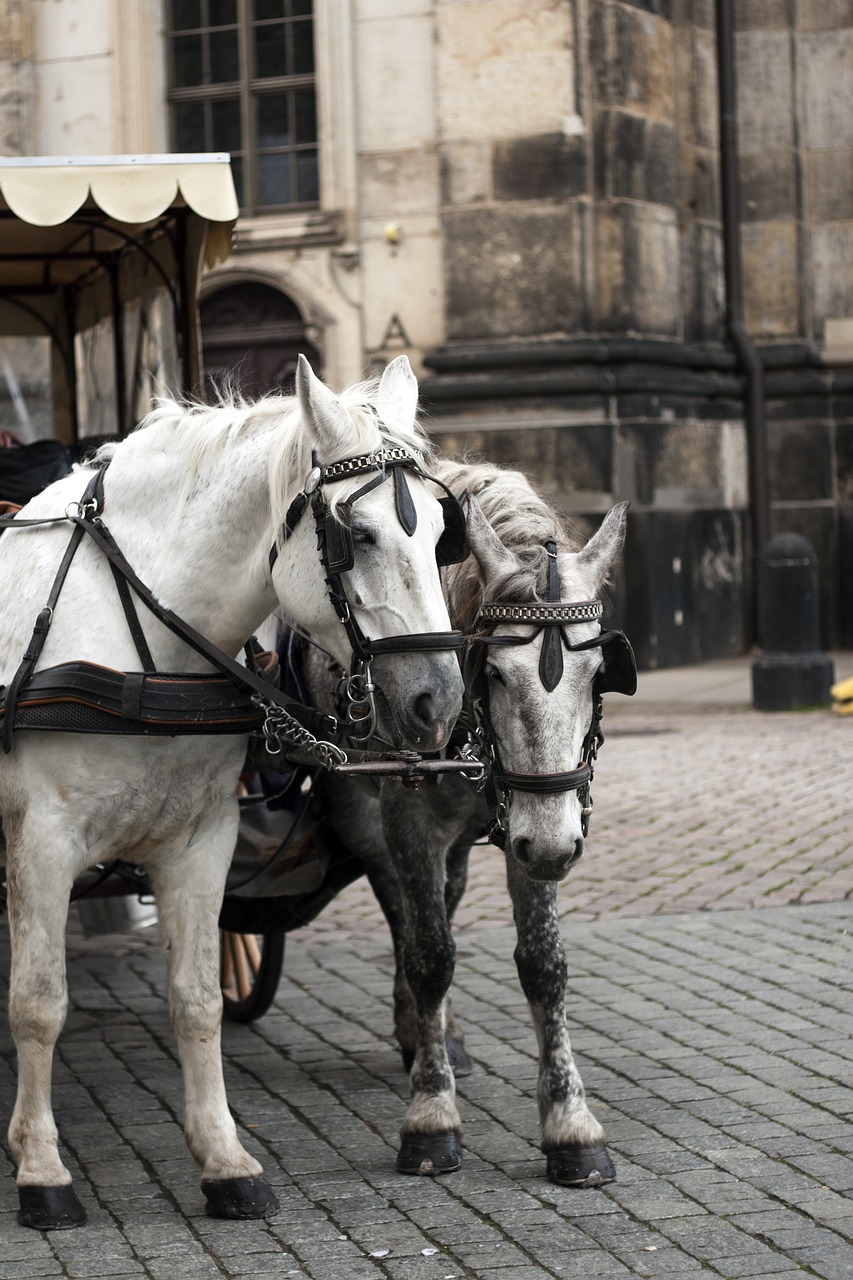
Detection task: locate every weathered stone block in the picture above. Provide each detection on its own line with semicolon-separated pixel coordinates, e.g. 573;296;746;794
355;13;436;153
360;148;440;219
767;420;832;502
607;4;676;120
678;145;718;222
799;29;853;151
690;26;718;150
812;222;853;332
618;0;673;19
735;32;794;154
739;149;797;221
741;220;799;337
593;203;681;335
442;206;584;340
796;0;853;33
436;0;575;140
805;149;853;222
595;110;677;206
736;0;791;30
439;139;491;206
492;133;586;202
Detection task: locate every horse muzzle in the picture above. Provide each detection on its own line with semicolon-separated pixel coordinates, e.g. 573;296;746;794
510;833;584;882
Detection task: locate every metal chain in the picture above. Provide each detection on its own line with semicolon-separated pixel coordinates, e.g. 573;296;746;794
251;694;349;771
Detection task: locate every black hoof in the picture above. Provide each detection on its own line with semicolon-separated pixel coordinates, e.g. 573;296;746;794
547;1142;616;1187
18;1184;87;1230
397;1131;462;1176
202;1176;280;1219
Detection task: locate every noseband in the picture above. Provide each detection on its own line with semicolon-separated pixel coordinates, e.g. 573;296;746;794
465;539;636;848
269;445;468;736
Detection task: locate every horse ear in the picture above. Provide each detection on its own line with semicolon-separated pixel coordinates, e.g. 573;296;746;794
295;354;353;455
575;501;629;592
376;355;419;431
465;492;520;584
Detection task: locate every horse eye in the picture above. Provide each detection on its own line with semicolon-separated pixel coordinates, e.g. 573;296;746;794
352;526;375;546
484;662;505;685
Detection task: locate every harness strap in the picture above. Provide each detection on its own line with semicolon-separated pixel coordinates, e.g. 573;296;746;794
1;469;103;754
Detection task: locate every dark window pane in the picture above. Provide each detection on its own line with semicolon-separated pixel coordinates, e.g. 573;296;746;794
259;153;291;206
295;151;318;204
258;94;290;148
290;0;312;15
230;155;245;207
209;0;236;24
171;0;201;31
209;30;239;81
291;18;313;75
173;100;206;151
211;98;242;151
173;33;204;87
254;22;286;78
294;88;316;143
254;0;284;18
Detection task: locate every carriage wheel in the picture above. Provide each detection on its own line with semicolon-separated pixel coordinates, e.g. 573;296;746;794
220;929;285;1024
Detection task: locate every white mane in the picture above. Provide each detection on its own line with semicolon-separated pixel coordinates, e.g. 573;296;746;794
95;379;435;534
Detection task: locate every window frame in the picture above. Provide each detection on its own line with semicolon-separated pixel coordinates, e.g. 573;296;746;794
165;0;319;216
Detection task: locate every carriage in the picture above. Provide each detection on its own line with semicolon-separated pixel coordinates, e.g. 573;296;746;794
0;155;637;1230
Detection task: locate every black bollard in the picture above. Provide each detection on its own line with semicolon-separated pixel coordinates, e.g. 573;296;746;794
751;534;834;711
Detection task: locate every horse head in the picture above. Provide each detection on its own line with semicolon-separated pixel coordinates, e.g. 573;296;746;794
270;356;464;753
460;483;631;882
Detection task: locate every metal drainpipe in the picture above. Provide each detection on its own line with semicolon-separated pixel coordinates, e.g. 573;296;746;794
715;0;772;617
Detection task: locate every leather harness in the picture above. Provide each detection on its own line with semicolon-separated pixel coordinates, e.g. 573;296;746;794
0;444;467;758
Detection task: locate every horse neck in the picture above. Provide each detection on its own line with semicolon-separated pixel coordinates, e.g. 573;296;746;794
103;429;279;657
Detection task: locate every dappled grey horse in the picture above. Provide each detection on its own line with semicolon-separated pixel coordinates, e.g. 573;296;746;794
304;460;635;1186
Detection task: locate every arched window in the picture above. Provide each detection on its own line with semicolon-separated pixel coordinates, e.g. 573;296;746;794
200;281;320;397
166;0;318;213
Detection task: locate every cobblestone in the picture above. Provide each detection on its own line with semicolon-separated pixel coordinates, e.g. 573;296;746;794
2;662;853;1277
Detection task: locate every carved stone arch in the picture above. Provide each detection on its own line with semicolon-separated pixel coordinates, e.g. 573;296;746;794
200;278;322;400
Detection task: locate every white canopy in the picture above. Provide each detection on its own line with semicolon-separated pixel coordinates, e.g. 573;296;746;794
0;155;239;435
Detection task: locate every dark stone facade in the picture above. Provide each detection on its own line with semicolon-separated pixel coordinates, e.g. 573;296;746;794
426;0;853;667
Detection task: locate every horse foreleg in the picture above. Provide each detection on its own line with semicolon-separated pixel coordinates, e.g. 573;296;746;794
383;799;463;1176
6;818;87;1229
441;839;473;1075
150;818;279;1220
507;856;615;1187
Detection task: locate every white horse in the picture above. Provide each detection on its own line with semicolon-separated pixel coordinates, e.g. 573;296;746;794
0;355;463;1229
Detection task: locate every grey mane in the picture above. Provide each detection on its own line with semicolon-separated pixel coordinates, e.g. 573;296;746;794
433;458;581;631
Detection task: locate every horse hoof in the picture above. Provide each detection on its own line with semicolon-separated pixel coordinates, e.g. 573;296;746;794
397;1131;462;1176
202;1176;280;1219
547;1142;616;1187
447;1035;473;1077
18;1184;87;1230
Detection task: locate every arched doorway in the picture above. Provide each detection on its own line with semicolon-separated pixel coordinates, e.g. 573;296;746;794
200;282;321;399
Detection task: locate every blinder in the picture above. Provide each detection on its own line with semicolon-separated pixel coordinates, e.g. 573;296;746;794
321;489;468;576
595;629;637;696
436;494;469;567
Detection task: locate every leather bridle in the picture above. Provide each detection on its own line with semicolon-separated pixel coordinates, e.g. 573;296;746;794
464;539;637;848
268;445;468;737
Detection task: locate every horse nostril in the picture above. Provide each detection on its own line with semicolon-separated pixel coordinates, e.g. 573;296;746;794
570;838;584;865
513;838;532;866
414;692;435;727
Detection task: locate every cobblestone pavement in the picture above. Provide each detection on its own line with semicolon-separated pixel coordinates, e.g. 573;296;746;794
1;659;852;1279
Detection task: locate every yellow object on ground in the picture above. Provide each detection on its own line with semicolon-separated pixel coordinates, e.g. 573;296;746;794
830;675;853;714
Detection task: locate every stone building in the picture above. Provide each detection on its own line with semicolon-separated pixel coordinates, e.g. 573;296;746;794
0;0;851;667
